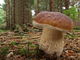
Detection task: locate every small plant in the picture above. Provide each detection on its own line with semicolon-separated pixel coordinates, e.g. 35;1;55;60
0;8;5;25
18;48;28;56
11;41;19;46
29;43;37;48
63;6;78;20
0;46;9;56
65;32;77;39
74;26;80;30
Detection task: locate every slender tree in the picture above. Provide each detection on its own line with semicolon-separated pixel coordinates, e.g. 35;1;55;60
34;0;40;15
34;0;50;15
49;0;63;12
23;0;32;24
49;0;55;11
64;0;70;9
5;0;11;29
11;0;15;29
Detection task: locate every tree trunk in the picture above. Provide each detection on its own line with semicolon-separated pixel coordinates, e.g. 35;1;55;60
64;0;70;9
5;0;33;30
34;0;50;15
49;0;55;11
11;0;15;30
24;0;32;24
49;0;63;12
34;0;40;15
6;0;11;29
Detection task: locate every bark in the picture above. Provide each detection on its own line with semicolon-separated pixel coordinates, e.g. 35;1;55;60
34;0;50;15
5;0;33;30
11;0;15;29
34;0;40;15
24;0;32;24
58;0;63;12
49;0;55;11
6;0;11;29
64;0;70;9
49;0;63;12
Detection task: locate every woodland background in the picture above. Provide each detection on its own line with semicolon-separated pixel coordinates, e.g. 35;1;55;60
0;0;80;60
0;0;80;31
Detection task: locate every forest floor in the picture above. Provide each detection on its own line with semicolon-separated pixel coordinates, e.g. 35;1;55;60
0;26;80;60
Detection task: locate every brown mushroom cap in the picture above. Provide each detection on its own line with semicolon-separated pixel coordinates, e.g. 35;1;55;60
34;11;74;32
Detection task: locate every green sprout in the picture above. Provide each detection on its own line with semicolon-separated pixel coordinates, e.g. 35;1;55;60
0;46;9;55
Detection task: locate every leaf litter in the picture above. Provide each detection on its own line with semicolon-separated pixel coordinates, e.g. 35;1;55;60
0;26;80;60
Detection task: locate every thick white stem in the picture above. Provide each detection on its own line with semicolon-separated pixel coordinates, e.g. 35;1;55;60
39;28;64;56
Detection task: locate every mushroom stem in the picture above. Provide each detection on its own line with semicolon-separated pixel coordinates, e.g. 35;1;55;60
39;28;64;56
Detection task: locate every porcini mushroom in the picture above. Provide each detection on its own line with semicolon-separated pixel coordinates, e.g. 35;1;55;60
33;11;74;60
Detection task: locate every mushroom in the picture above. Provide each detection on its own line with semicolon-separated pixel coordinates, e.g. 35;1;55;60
33;11;74;60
